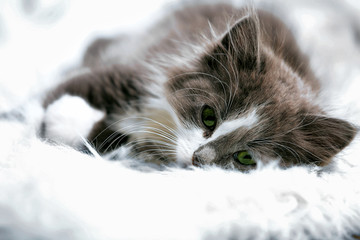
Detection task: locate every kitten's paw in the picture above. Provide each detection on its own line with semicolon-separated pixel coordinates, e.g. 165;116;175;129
41;94;104;148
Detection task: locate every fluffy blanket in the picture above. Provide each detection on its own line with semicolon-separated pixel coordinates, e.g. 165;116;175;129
0;0;360;239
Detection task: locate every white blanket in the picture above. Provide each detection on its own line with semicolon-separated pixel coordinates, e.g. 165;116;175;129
0;0;360;239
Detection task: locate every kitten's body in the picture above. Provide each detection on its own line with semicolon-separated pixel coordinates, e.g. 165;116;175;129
42;3;357;171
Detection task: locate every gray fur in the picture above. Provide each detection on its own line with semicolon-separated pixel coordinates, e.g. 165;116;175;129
42;3;357;170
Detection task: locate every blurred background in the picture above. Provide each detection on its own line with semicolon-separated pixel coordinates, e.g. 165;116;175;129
0;0;175;111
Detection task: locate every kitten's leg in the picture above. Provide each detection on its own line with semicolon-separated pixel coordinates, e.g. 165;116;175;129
42;66;146;153
41;94;107;151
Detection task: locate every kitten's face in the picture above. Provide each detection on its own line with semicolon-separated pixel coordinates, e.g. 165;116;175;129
165;15;356;170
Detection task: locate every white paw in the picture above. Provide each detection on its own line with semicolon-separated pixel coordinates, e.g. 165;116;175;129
42;94;104;147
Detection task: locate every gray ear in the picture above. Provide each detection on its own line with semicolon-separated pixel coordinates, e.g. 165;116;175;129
298;115;358;165
218;15;259;69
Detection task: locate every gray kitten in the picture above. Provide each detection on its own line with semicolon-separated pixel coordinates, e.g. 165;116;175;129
41;3;357;171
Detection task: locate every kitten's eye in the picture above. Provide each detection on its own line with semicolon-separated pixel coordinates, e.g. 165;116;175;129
201;105;217;130
234;151;256;165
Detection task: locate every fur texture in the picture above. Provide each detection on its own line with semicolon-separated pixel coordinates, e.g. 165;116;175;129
1;0;360;239
41;3;357;170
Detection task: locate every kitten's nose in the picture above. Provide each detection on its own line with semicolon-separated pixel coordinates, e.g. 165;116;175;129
192;153;204;167
192;146;217;167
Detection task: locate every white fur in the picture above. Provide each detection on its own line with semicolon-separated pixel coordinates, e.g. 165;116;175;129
1;0;360;239
43;95;104;147
0;122;359;239
210;108;259;140
176;126;204;165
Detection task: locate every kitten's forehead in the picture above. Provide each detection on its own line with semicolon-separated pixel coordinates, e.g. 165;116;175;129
210;108;259;140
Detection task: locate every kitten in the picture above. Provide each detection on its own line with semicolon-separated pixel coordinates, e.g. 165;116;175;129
41;3;357;171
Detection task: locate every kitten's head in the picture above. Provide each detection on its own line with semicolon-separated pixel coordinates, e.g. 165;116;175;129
165;12;357;171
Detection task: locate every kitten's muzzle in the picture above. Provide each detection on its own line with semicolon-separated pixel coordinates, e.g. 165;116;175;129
192;153;204;167
192;145;217;167
192;146;216;167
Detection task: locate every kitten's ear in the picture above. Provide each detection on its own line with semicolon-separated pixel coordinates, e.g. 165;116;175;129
215;15;259;69
298;115;358;165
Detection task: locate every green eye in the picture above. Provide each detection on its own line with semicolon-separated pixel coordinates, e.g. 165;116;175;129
201;106;217;130
234;151;256;165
